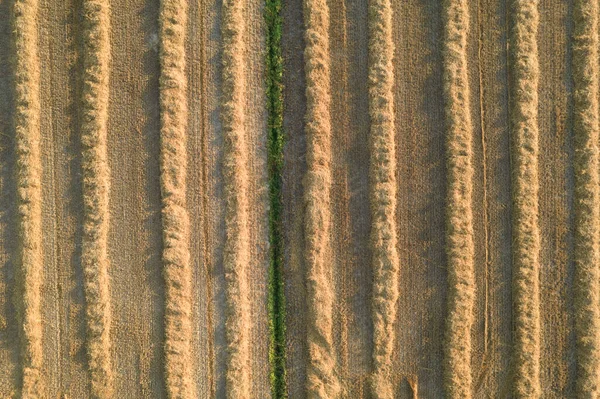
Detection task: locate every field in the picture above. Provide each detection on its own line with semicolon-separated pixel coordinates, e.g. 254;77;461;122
0;0;594;397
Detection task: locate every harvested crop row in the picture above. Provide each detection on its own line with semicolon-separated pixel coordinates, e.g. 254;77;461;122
11;0;43;395
441;0;476;398
265;0;287;395
221;0;251;396
572;0;600;395
367;0;399;397
79;0;112;396
509;1;541;397
158;0;193;395
302;0;339;396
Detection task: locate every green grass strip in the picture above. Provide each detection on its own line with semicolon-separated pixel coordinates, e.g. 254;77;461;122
265;0;286;396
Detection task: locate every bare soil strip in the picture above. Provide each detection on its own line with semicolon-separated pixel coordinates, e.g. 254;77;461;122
281;0;308;394
80;0;112;395
572;0;600;395
158;0;193;395
367;0;399;397
221;0;251;396
509;1;541;396
441;0;476;397
302;0;339;396
12;0;43;395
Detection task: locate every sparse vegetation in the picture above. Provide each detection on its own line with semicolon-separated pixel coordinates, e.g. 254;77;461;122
265;0;287;396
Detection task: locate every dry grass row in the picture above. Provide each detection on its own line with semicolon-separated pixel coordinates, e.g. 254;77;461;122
221;0;251;396
11;0;43;395
441;0;475;397
79;0;112;396
572;0;600;395
302;0;339;396
509;1;541;397
367;0;399;397
158;0;193;395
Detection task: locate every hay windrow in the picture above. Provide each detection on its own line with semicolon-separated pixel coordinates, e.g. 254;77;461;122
79;0;113;395
572;0;600;395
12;0;43;395
367;0;399;397
302;0;339;396
509;1;541;396
441;0;476;397
158;0;193;395
221;0;251;396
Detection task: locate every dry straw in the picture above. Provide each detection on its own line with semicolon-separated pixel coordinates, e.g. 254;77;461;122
573;0;600;395
221;0;251;396
509;0;541;396
158;0;194;395
80;0;113;396
302;0;340;396
367;0;399;397
80;0;113;398
441;0;476;397
12;0;43;395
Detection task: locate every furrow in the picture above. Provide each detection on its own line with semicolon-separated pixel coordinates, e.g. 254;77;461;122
79;0;113;396
158;0;193;395
572;0;600;395
367;0;399;397
441;0;476;397
302;0;339;396
221;0;251;396
509;1;541;396
12;0;43;395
